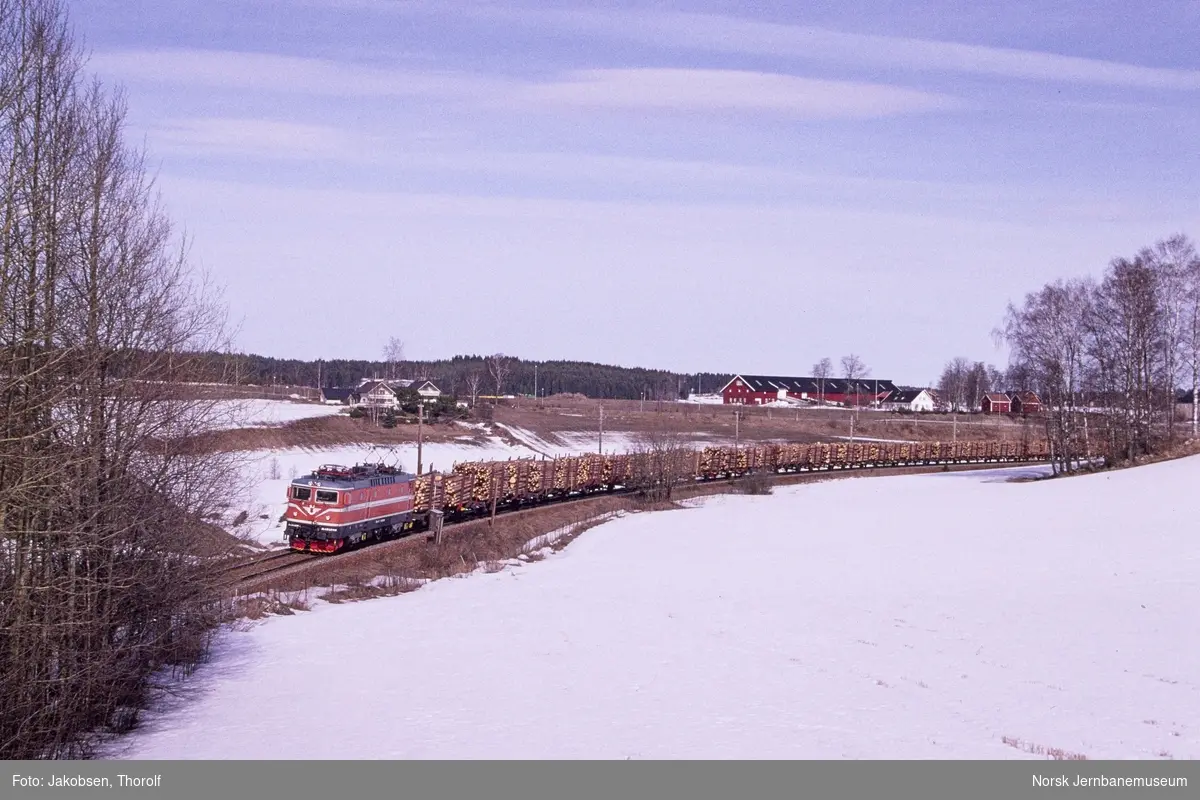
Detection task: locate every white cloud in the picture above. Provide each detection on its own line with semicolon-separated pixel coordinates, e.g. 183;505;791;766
89;48;506;98
93;49;953;121
153;118;364;159
496;9;1200;91
517;68;953;118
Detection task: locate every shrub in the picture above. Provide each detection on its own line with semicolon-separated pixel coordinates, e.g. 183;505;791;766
737;472;774;495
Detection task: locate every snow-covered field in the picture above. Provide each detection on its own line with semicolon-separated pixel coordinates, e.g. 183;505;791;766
679;393;726;405
495;424;735;458
122;456;1198;759
206;399;345;430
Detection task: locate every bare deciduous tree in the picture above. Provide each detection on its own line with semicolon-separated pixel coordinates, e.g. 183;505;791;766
840;354;869;407
631;426;694;502
938;357;971;411
812;357;832;404
486;353;513;398
840;353;868;381
465;370;482;407
1000;279;1092;473
383;336;405;380
1142;234;1197;442
0;0;239;758
1179;238;1200;435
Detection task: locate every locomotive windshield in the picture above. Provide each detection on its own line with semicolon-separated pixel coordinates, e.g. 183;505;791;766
315;490;339;503
291;486;311;501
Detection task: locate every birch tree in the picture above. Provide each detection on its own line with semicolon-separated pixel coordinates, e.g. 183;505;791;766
811;357;832;403
1000;279;1091;473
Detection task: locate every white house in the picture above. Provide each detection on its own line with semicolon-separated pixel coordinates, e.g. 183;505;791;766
357;380;400;409
353;378;442;408
880;388;936;412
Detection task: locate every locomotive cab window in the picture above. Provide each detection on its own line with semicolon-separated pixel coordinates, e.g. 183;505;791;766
316;490;339;504
291;487;311;501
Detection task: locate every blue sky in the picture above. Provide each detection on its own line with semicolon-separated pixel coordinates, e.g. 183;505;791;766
74;0;1200;383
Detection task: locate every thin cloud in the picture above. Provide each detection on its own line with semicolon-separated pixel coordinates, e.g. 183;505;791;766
89;48;507;97
92;50;952;121
517;68;953;118
490;9;1200;91
145;122;1148;226
152;118;366;160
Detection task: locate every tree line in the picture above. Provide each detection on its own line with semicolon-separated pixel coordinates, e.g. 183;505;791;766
997;234;1199;472
1;0;237;758
936;358;1006;412
202;349;733;403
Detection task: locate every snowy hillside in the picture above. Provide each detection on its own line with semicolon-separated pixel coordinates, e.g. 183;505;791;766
122;457;1199;759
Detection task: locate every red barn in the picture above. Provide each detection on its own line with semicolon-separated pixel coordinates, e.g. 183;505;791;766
1010;391;1042;414
980;392;1012;414
719;374;897;406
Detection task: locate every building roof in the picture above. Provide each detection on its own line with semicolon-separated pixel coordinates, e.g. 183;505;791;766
359;380;397;396
356;378;440;393
982;392;1011;403
884;388;929;404
320;387;358;401
1011;391;1040;403
720;374;898;396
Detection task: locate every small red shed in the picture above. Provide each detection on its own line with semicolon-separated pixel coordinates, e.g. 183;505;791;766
980;392;1012;414
1010;391;1041;414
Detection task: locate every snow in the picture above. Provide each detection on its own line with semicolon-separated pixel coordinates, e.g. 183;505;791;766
120;456;1199;759
679;393;726;405
495;424;662;457
205;399;346;430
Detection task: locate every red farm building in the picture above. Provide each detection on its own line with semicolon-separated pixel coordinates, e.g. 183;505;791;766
980;393;1012;414
719;374;897;407
1010;391;1042;414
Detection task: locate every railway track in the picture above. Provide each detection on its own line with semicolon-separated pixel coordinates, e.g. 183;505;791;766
227;454;1054;593
219;550;314;585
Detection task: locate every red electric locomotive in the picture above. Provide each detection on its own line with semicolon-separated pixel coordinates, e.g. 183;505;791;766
285;463;419;553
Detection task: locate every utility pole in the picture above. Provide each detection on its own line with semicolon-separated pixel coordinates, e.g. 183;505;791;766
953;412;958;444
598;404;604;454
534;364;538;402
734;409;740;449
417;402;424;475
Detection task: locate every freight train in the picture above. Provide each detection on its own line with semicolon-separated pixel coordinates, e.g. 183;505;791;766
284;438;1051;553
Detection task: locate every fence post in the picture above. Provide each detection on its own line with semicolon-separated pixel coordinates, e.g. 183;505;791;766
489;469;498;527
431;509;445;545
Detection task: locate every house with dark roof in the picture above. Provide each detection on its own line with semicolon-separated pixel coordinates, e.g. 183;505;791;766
880;388;936;412
719;374;897;406
319;387;360;405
